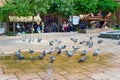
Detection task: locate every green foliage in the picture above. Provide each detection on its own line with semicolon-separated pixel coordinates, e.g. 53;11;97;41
97;0;119;12
0;0;32;21
0;0;120;22
48;0;72;17
73;0;97;14
29;0;50;15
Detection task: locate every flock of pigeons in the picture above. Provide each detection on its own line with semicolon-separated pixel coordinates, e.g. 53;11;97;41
15;35;120;63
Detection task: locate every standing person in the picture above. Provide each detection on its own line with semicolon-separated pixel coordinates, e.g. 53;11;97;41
16;23;21;33
79;17;88;29
101;12;112;29
41;21;45;33
36;23;41;33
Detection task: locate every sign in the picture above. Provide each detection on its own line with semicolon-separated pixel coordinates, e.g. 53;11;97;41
69;16;80;25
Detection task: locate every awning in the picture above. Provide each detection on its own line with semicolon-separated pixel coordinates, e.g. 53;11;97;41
9;15;41;23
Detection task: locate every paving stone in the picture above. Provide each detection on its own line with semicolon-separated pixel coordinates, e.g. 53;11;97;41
50;72;66;80
17;73;40;80
7;78;18;80
89;72;120;80
58;71;69;75
4;68;23;74
0;32;120;80
65;73;94;80
37;71;47;80
104;70;120;79
24;68;42;73
1;73;17;80
32;78;43;80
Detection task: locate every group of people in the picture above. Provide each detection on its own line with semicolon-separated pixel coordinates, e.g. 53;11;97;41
16;21;75;34
62;21;75;32
15;11;112;34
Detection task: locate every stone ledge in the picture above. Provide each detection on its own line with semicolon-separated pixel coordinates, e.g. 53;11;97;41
78;28;114;34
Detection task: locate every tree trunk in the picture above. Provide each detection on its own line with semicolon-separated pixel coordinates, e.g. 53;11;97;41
32;16;34;34
6;18;9;36
13;22;15;35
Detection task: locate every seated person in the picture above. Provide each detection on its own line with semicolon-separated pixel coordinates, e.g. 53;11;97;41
97;12;112;28
62;21;68;32
79;17;88;29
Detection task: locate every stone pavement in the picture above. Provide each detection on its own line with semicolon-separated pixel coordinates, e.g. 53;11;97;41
0;61;120;80
0;31;120;80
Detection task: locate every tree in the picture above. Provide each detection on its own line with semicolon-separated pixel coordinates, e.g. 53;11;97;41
73;0;97;14
48;0;72;17
97;0;119;12
29;0;50;15
1;0;32;35
97;0;119;27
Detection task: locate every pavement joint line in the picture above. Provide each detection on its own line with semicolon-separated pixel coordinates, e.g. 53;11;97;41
57;72;69;80
14;72;20;80
38;66;47;73
96;64;120;79
90;62;120;79
98;61;119;69
0;67;2;80
75;64;97;80
35;72;44;80
1;67;5;74
53;68;69;80
6;77;19;80
59;67;71;74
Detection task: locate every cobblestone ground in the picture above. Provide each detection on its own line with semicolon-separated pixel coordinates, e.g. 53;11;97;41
0;30;120;80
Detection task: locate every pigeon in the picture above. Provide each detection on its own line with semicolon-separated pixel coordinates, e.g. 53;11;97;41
98;40;103;44
86;41;93;47
57;40;62;44
50;56;55;63
42;50;46;57
22;37;26;42
66;50;74;57
15;50;24;59
38;38;42;43
15;49;21;55
81;50;87;55
32;39;34;42
57;45;66;50
38;55;44;60
87;42;93;48
49;41;53;46
71;38;78;43
93;49;100;56
56;46;62;50
61;45;66;49
54;39;58;42
86;41;90;46
89;36;93;41
47;48;54;54
79;41;85;44
78;56;89;62
16;55;24;59
54;39;61;44
56;48;61;55
72;46;79;51
29;49;34;54
28;38;32;43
